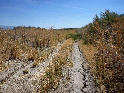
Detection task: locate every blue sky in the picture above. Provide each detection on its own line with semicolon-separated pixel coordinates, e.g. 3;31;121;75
0;0;124;28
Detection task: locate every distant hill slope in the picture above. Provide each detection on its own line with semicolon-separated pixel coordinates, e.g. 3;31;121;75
0;25;14;30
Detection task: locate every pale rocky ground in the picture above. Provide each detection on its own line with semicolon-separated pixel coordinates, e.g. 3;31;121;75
49;42;99;93
0;42;63;93
70;42;98;93
0;42;99;93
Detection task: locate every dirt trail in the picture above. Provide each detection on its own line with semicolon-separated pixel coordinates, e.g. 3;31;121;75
0;42;63;93
49;42;99;93
0;42;98;93
69;42;98;93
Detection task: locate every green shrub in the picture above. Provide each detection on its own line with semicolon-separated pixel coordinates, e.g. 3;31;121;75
68;33;82;41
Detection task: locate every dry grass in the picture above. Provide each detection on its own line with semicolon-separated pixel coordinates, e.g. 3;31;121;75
39;39;74;92
78;41;97;76
0;27;76;71
79;41;97;62
80;11;124;93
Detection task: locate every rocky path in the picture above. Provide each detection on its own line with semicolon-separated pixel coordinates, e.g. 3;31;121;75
0;42;99;93
50;42;99;93
0;42;63;93
68;42;98;93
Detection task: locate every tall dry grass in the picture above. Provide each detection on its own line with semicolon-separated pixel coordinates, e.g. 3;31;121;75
39;39;74;92
80;10;124;93
0;27;75;71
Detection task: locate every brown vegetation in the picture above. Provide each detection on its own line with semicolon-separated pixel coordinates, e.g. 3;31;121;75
0;27;75;71
79;10;124;93
39;39;73;92
79;41;97;74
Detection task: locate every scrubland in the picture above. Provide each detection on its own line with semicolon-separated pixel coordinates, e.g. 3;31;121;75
0;10;124;93
78;10;124;93
0;27;75;71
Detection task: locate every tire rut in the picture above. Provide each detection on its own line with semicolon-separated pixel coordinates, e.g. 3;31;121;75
68;42;98;93
0;42;63;93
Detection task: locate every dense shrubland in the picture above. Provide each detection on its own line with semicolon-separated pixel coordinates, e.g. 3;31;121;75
80;10;124;92
0;27;75;71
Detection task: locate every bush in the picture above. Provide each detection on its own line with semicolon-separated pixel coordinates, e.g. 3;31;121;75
81;10;124;92
68;33;82;41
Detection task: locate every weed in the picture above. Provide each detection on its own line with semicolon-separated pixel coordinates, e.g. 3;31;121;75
23;69;28;74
